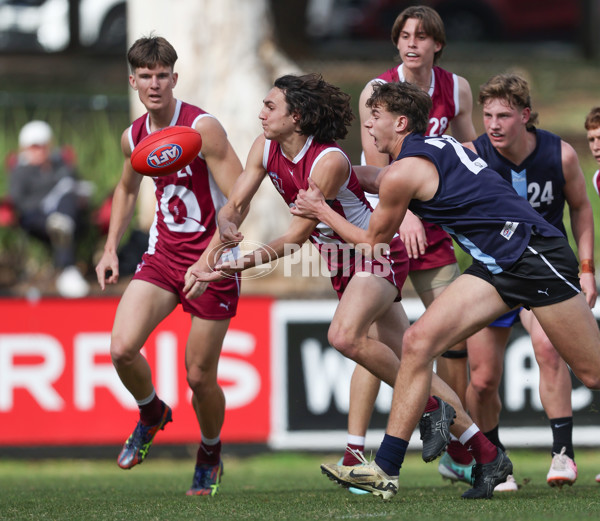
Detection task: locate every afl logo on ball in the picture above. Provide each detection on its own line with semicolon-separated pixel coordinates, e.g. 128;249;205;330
147;144;182;169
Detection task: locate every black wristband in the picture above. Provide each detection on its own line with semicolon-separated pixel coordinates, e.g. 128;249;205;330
441;349;468;359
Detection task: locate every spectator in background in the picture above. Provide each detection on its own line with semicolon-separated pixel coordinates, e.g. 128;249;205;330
9;120;91;298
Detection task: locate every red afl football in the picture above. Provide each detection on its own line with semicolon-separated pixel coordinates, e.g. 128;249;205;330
130;125;202;176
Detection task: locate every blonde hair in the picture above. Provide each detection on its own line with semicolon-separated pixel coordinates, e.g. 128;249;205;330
478;73;539;129
584;107;600;130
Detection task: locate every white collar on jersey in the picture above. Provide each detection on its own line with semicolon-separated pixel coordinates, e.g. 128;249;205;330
398;64;435;97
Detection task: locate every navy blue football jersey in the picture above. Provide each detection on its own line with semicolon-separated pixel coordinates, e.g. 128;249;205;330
473;129;566;235
398;133;563;273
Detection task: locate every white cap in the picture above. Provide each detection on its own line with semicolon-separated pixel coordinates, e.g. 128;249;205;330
19;120;53;148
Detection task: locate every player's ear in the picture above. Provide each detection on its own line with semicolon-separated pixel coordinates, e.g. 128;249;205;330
395;115;409;132
172;72;179;88
129;74;137;90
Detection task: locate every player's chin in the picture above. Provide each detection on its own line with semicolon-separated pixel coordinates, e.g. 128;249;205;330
262;129;276;140
374;142;386;153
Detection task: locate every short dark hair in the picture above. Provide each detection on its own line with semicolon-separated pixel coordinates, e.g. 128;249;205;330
478;73;539;129
367;82;432;135
273;73;354;142
391;6;446;64
127;35;178;72
585;107;600;131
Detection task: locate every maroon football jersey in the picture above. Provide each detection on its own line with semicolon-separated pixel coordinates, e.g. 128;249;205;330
264;136;408;297
129;100;227;271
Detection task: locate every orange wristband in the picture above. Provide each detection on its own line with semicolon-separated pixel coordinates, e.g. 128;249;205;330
581;259;595;275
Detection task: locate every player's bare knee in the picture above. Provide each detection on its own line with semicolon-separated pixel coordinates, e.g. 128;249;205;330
186;367;216;395
327;323;359;358
532;337;560;368
578;371;600;390
109;338;137;367
582;374;600;390
401;327;435;364
468;374;498;399
186;372;205;396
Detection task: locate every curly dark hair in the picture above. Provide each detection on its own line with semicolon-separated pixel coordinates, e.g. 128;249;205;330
273;73;354;142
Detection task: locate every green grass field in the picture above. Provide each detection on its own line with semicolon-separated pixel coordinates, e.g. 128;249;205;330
2;449;600;520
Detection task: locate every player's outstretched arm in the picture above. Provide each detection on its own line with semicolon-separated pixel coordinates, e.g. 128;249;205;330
95;129;143;290
190;136;268;285
194;148;352;280
192;210;318;284
293;157;432;252
562;140;597;307
353;165;383;194
217;135;268;245
292;176;400;251
183;229;227;298
182;116;244;299
356;160;428;258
